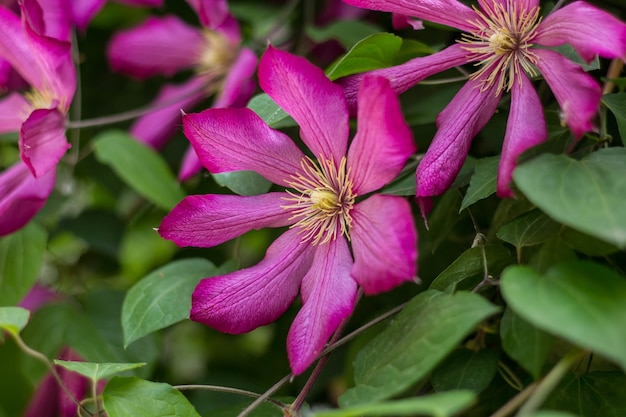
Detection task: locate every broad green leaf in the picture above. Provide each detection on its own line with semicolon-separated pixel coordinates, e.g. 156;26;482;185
496;210;562;249
394;39;435;64
602;93;626;141
0;223;47;306
545;371;626;417
326;33;403;80
379;160;418;196
0;307;29;336
53;360;146;380
306;20;383;49
514;148;626;248
429;245;513;292
102;377;201;417
501;261;626;371
527;412;578;417
427;190;463;252
122;259;218;347
558;227;619;256
460;156;499;211
528;237;577;273
431;349;498;394
316;391;475;417
247;94;295;128
339;290;499;406
212;171;272;196
93;130;184;210
552;44;600;72
500;307;553;379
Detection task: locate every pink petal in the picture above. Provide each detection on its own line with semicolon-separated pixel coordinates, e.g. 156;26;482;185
71;0;107;31
185;0;229;29
341;0;477;32
116;0;163;5
183;108;305;187
18;285;60;311
159;192;294;248
0;6;75;105
478;0;539;17
0;58;10;88
0;92;30;133
131;76;208;149
535;1;626;62
213;48;257;109
20;108;69;178
258;45;349;163
392;13;424;30
416;78;500;198
23;373;60;417
534;48;600;138
107;16;204;78
287;237;357;374
497;72;546;198
190;228;315;333
350;194;417;294
178;145;202;181
0;162;55;237
58;349;88;417
337;44;469;113
347;76;415;194
22;0;72;41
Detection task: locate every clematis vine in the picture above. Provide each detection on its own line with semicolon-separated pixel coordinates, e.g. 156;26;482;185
339;0;626;201
159;46;418;374
0;3;75;236
107;0;257;180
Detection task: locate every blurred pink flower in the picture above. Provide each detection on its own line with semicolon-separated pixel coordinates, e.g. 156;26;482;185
0;3;75;236
159;46;418;374
107;0;257;180
340;0;626;201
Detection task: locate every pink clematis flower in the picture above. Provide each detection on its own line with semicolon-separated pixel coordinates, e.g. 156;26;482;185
159;46;418;374
107;0;257;180
339;0;626;200
0;3;75;236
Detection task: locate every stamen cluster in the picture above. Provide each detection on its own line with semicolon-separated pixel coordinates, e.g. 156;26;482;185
460;0;542;93
283;156;355;245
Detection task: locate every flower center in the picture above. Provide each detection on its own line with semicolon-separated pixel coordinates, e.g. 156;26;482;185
195;30;238;80
282;156;355;245
459;0;542;94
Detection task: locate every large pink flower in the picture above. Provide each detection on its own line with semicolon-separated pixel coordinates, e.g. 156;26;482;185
159;46;418;374
0;3;75;236
340;0;626;200
107;0;257;180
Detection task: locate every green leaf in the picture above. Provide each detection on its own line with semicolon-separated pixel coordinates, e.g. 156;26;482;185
514;148;626;248
122;259;218;347
431;349;499;394
53;360;146;381
500;307;553;379
339;290;499;406
496;210;562;249
102;377;201;417
429;245;513;292
247;94;295;129
0;223;47;306
527;412;578;417
558;227;619;256
501;261;626;371
552;44;600;72
545;371;626;417
326;33;403;80
306;20;383;49
427;190;463;252
315;391;475;417
528;237;577;273
0;222;48;306
212;171;272;196
460;156;499;211
93;130;185;210
0;307;29;336
602;93;626;141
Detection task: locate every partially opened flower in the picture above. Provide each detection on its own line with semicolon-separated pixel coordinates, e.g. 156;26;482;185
159;46;417;374
107;0;257;180
0;3;75;236
339;0;626;201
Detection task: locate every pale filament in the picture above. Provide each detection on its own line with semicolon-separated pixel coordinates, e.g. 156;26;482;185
459;0;542;94
282;156;355;246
